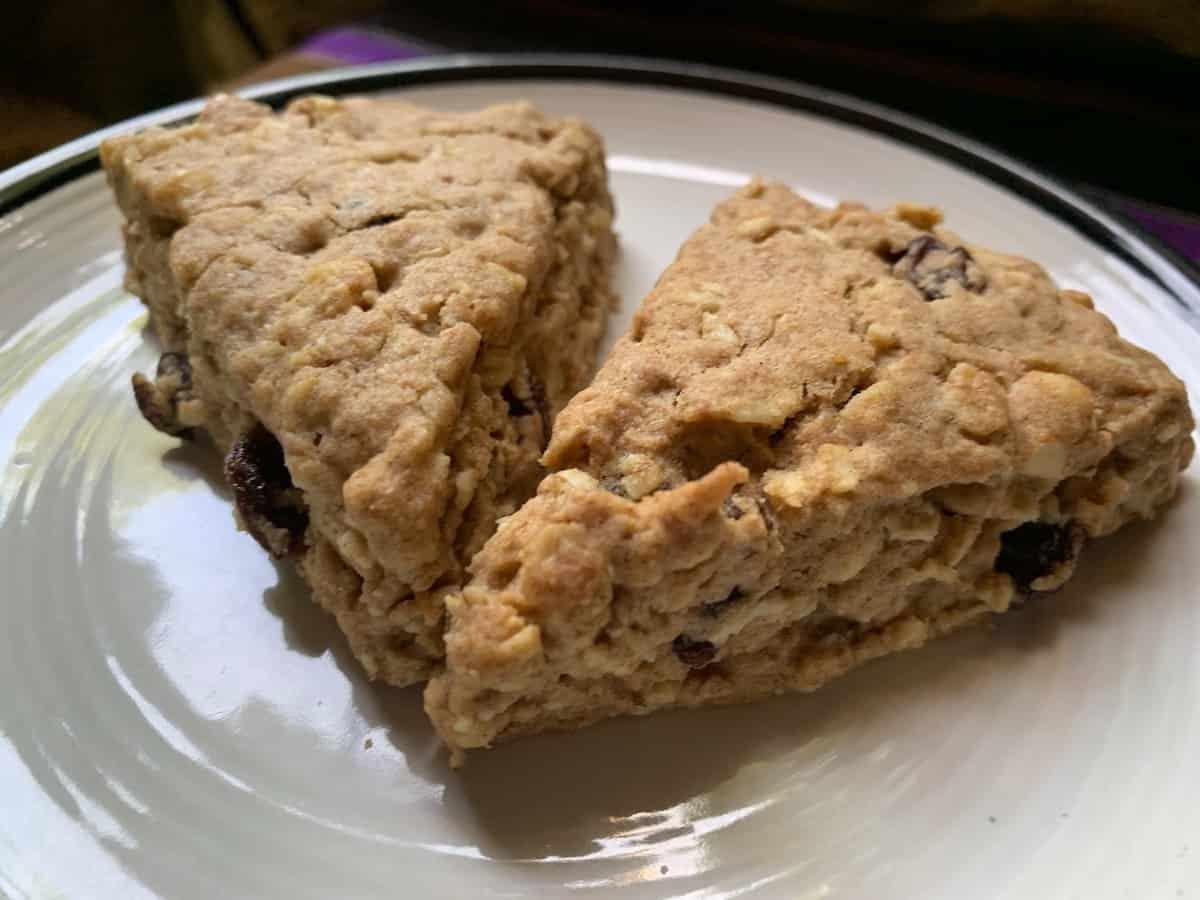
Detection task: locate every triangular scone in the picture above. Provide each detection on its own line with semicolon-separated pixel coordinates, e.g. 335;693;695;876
102;94;617;685
426;179;1193;757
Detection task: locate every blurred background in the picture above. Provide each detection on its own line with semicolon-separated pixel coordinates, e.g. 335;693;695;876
2;1;1197;257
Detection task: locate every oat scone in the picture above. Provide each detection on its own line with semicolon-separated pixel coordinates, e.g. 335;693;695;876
102;94;617;686
425;179;1193;757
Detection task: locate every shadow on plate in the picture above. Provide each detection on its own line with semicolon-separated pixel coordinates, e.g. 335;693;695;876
264;490;1176;862
445;508;1174;861
260;559;444;765
161;435;230;498
164;422;1185;862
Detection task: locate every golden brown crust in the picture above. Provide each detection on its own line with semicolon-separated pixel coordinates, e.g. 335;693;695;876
427;180;1193;757
103;94;617;685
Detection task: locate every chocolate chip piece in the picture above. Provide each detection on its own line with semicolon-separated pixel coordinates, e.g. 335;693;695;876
994;520;1079;592
893;235;987;300
224;425;309;558
702;587;743;617
672;634;718;668
131;352;197;438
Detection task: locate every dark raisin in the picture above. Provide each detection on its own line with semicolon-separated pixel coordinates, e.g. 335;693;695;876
893;235;988;300
702;587;743;617
994;521;1080;593
131;352;196;438
672;634;718;668
224;425;309;558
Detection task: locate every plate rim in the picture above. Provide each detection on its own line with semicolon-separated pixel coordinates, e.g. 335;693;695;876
1;51;1196;318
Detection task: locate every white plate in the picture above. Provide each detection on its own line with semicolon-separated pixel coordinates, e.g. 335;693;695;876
2;57;1198;900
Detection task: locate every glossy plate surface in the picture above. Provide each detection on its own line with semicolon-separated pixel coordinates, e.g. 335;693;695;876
1;58;1198;899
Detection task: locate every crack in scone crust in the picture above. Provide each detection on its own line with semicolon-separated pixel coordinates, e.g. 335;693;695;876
425;180;1194;757
102;94;617;686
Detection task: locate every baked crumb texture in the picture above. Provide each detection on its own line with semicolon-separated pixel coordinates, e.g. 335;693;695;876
103;94;617;686
426;180;1194;759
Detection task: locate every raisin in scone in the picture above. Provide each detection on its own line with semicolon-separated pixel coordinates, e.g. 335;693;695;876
102;94;617;686
425;179;1193;758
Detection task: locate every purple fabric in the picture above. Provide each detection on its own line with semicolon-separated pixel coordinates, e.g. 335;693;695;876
1116;202;1200;265
299;27;435;65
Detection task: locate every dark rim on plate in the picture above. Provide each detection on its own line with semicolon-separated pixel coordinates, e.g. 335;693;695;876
1;53;1196;319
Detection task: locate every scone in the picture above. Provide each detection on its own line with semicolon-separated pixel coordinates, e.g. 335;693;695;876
102;94;617;686
425;179;1193;759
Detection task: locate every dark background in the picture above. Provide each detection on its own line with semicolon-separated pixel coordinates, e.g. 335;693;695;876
1;0;1197;215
